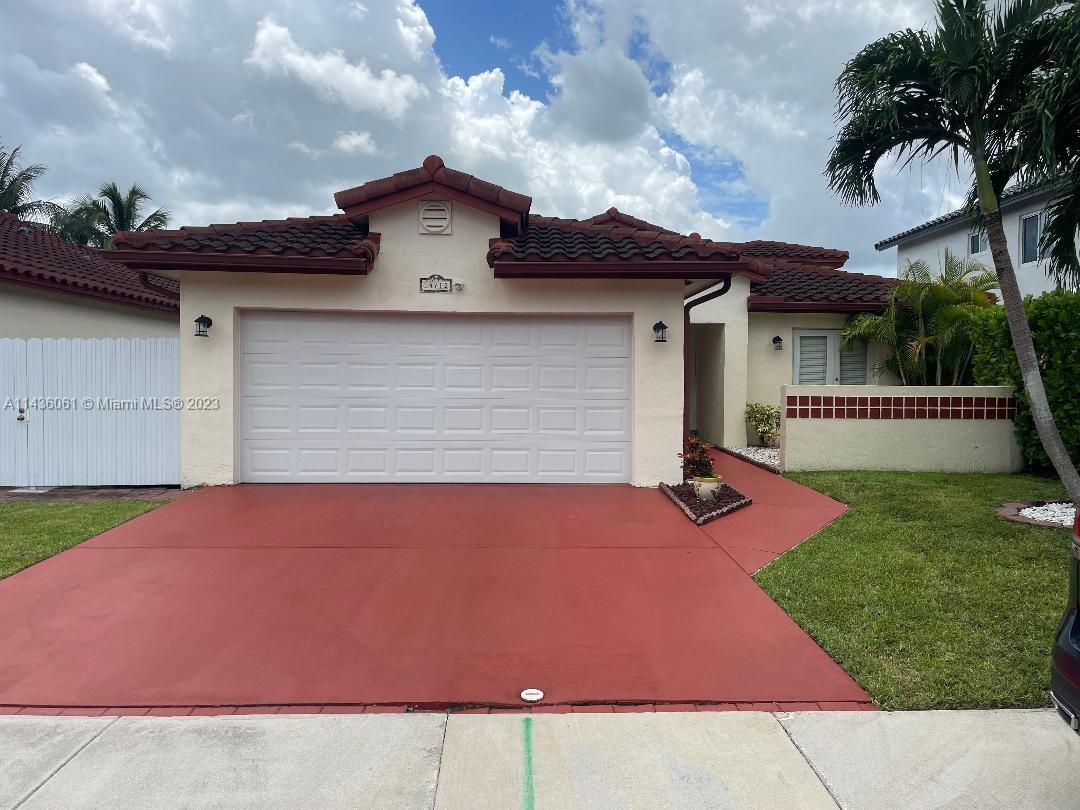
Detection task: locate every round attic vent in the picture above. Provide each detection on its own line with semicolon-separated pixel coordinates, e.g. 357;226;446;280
419;200;451;234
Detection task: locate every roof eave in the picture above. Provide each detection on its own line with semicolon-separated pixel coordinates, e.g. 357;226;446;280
102;250;373;275
747;296;886;313
0;270;180;314
492;260;763;280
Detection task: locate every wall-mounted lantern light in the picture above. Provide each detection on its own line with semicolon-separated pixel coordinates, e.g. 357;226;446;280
772;335;783;351
194;314;213;338
653;321;668;343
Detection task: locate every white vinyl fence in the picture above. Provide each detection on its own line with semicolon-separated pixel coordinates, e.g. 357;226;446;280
0;338;180;486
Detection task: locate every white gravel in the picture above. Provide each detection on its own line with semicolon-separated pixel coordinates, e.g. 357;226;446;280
1018;502;1076;527
725;446;780;472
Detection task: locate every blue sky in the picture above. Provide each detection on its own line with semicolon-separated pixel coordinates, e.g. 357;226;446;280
0;0;963;275
423;1;570;100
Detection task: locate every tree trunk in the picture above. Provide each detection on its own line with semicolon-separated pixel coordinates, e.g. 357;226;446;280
983;208;1080;503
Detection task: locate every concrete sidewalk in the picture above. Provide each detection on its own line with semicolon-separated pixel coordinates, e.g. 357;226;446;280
2;709;1077;809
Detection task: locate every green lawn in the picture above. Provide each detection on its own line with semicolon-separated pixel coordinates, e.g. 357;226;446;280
0;501;162;580
756;470;1072;711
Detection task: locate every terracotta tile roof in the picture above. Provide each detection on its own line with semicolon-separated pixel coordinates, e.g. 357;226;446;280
0;212;179;312
748;266;897;311
334;155;532;220
112;215;379;262
487;212;741;265
741;240;849;262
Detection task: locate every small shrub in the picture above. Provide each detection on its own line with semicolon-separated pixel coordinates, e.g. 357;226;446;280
745;403;781;446
970;289;1080;470
680;434;716;479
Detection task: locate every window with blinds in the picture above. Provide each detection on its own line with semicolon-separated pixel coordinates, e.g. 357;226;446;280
796;335;829;384
793;331;868;386
839;341;867;384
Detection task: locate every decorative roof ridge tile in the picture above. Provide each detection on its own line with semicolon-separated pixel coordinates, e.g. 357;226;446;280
334;155;532;215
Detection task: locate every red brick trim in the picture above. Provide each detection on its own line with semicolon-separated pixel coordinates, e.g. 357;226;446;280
784;394;1016;421
997;502;1072;528
1;700;876;715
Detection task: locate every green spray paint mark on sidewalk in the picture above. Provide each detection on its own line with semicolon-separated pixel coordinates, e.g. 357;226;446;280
522;716;536;810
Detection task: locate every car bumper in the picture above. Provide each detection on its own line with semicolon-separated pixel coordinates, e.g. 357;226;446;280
1052;609;1080;732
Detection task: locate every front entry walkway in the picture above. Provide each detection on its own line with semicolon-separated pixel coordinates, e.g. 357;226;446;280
0;455;869;712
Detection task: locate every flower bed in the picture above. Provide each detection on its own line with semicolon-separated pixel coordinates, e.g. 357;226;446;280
722;446;780;473
660;482;752;526
998;501;1076;528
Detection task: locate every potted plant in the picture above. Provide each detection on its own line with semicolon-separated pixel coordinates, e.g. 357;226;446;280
680;434;723;500
744;403;780;447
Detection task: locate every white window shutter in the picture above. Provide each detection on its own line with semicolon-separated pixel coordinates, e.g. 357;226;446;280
797;335;829;384
839;340;868;385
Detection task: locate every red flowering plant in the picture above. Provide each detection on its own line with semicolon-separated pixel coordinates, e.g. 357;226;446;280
679;434;717;480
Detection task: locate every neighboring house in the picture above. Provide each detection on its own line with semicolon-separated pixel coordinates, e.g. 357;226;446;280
0;212;181;488
0;211;179;338
105;155;897;487
875;183;1077;297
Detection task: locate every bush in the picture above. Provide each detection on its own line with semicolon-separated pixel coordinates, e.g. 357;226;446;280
745;403;781;446
680;434;716;479
970;289;1080;470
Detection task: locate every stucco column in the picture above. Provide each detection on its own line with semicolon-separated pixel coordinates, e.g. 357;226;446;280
180;274;236;487
686;276;751;448
720;313;749;447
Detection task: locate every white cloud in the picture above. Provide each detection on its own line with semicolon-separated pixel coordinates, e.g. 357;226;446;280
3;0;966;276
332;130;378;155
395;0;436;61
84;0;175;53
245;16;428;121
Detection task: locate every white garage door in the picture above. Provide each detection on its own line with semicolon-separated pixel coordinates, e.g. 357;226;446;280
239;312;632;483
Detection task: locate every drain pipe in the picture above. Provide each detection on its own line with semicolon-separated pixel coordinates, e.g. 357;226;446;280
682;276;732;441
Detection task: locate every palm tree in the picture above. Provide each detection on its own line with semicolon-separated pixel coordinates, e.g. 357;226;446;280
826;0;1080;503
52;182;170;248
0;141;58;221
1017;2;1080;281
843;250;997;386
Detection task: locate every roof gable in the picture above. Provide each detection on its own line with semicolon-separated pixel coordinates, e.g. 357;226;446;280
334;155;532;230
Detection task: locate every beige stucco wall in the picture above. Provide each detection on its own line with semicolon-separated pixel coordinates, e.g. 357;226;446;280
747;312;896;407
0;283;179;338
780;384;1023;473
687;277;750;447
179;200;686;488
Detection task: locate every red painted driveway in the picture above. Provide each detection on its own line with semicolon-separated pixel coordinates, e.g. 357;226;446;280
0;456;868;710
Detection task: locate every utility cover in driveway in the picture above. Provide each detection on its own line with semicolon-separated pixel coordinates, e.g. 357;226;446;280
239;312;631;482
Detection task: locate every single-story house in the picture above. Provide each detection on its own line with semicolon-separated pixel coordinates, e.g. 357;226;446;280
0;211;179;338
0;212;180;488
875;182;1077;297
105;155;897;487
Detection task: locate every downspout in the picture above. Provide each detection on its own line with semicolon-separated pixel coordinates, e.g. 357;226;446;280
682;276;732;441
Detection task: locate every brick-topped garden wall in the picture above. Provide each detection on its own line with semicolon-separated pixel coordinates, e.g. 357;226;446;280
780;385;1023;473
785;393;1018;421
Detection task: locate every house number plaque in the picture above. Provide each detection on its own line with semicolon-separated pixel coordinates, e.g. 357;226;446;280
419;274;453;293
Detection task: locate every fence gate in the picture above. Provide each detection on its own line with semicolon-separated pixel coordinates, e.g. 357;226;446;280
0;338;180;487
